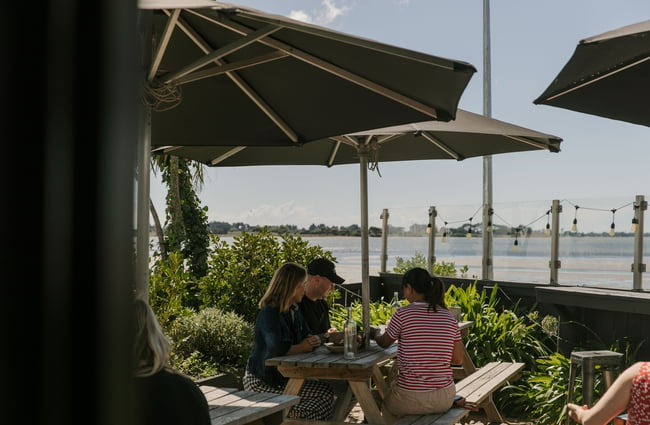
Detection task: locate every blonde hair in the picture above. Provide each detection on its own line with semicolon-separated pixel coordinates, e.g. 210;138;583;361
259;262;307;313
133;298;172;377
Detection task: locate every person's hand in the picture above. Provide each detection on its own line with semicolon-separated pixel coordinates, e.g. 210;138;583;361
300;335;321;351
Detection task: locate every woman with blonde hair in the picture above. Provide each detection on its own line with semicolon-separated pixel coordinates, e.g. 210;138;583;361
133;298;210;425
244;262;334;420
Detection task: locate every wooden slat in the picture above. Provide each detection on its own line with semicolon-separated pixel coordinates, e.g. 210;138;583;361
198;386;299;425
456;362;524;406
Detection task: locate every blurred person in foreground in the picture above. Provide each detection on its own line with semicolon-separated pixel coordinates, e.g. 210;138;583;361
298;258;345;345
371;267;464;425
244;262;334;420
568;361;650;425
132;298;211;425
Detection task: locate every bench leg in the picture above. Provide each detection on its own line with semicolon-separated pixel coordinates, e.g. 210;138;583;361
481;395;504;424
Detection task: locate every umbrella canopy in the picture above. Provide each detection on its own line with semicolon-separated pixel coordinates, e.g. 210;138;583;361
139;0;477;148
159;109;562;165
534;19;650;127
156;109;562;342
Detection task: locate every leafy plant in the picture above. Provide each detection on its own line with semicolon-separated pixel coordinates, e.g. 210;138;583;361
197;228;335;323
393;252;468;277
168;307;254;378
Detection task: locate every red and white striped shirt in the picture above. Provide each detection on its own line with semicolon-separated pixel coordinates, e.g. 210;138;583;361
386;302;461;391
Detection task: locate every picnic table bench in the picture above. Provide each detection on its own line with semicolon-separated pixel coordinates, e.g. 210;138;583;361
200;385;300;425
395;361;525;425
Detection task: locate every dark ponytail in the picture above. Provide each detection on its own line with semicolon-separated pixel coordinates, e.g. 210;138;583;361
401;267;447;312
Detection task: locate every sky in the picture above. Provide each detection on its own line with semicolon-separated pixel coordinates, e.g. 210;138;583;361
149;0;650;234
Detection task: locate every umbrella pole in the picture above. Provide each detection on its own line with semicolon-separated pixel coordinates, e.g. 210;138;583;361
358;148;370;347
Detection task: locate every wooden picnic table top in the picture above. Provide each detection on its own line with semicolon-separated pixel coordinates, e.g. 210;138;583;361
265;321;473;369
200;386;299;425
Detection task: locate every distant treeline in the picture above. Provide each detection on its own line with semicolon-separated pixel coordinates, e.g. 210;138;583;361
150;220;642;238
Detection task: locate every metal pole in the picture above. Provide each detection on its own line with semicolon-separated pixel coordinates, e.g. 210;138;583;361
550;200;561;285
481;0;494;280
632;194;646;291
428;206;437;274
380;209;389;273
358;147;370;347
136;99;152;301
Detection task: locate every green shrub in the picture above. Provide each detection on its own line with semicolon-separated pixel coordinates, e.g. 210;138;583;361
197;229;335;323
393;252;468;277
148;250;197;326
168;307;254;378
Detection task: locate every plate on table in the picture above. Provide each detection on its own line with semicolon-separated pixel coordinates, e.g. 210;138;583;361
324;343;345;353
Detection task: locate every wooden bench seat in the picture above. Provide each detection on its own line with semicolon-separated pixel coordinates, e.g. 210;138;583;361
395;361;525;425
200;385;300;425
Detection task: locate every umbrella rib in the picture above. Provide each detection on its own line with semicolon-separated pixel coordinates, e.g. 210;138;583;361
203;11;440;119
176;51;287;85
210;146;247;165
506;135;552;151
167;12;300;143
545;55;650;101
148;8;181;81
421;132;463;160
161;23;281;83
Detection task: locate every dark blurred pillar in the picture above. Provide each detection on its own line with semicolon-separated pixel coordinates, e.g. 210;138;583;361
1;0;139;423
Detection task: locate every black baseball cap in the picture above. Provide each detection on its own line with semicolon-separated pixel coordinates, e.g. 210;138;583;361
307;258;345;285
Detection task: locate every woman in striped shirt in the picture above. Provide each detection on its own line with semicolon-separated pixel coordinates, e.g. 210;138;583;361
372;267;464;425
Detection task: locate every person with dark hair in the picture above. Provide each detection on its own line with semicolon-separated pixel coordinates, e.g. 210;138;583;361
243;262;334;421
298;258;345;344
568;361;650;425
371;267;464;425
132;298;211;425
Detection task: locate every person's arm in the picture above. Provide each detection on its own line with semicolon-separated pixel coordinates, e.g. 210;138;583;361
374;330;396;348
287;334;320;354
451;339;464;365
567;362;642;425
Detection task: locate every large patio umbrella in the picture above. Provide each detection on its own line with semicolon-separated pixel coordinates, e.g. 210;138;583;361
139;0;477;148
136;0;477;293
155;109;563;342
534;19;650;127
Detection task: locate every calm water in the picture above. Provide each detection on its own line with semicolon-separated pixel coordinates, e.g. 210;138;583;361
152;235;649;290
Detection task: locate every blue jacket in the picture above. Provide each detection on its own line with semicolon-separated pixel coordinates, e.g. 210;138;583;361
246;304;311;388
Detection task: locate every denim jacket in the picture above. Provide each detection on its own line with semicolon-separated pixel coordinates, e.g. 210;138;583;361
246;304;311;388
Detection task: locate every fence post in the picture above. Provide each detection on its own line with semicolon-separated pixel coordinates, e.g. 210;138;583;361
632;194;646;291
428;206;437;274
380;209;389;273
550;199;562;285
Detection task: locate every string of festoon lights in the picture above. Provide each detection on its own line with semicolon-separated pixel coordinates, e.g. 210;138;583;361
434;198;640;253
563;199;635;235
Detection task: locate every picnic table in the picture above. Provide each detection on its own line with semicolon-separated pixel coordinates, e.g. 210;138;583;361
266;321;476;425
200;385;300;425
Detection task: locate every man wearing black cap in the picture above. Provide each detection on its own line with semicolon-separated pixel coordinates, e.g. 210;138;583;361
299;258;345;344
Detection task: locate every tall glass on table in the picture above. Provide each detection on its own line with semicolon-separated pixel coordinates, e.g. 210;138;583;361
343;306;357;359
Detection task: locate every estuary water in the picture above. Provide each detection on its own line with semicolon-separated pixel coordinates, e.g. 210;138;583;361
152;235;649;290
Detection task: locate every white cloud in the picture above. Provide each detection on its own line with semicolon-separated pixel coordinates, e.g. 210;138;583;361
288;0;350;26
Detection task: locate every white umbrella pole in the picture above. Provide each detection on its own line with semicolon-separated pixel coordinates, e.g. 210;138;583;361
359;149;370;347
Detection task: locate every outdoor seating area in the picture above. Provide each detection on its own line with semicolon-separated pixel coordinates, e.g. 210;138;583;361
10;0;650;424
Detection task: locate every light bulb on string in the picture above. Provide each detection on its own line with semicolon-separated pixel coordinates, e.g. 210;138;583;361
571;205;579;232
512;227;519;252
631;204;639;232
441;221;448;243
609;209;616;237
466;217;473;239
426;223;432;234
544;210;551;236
